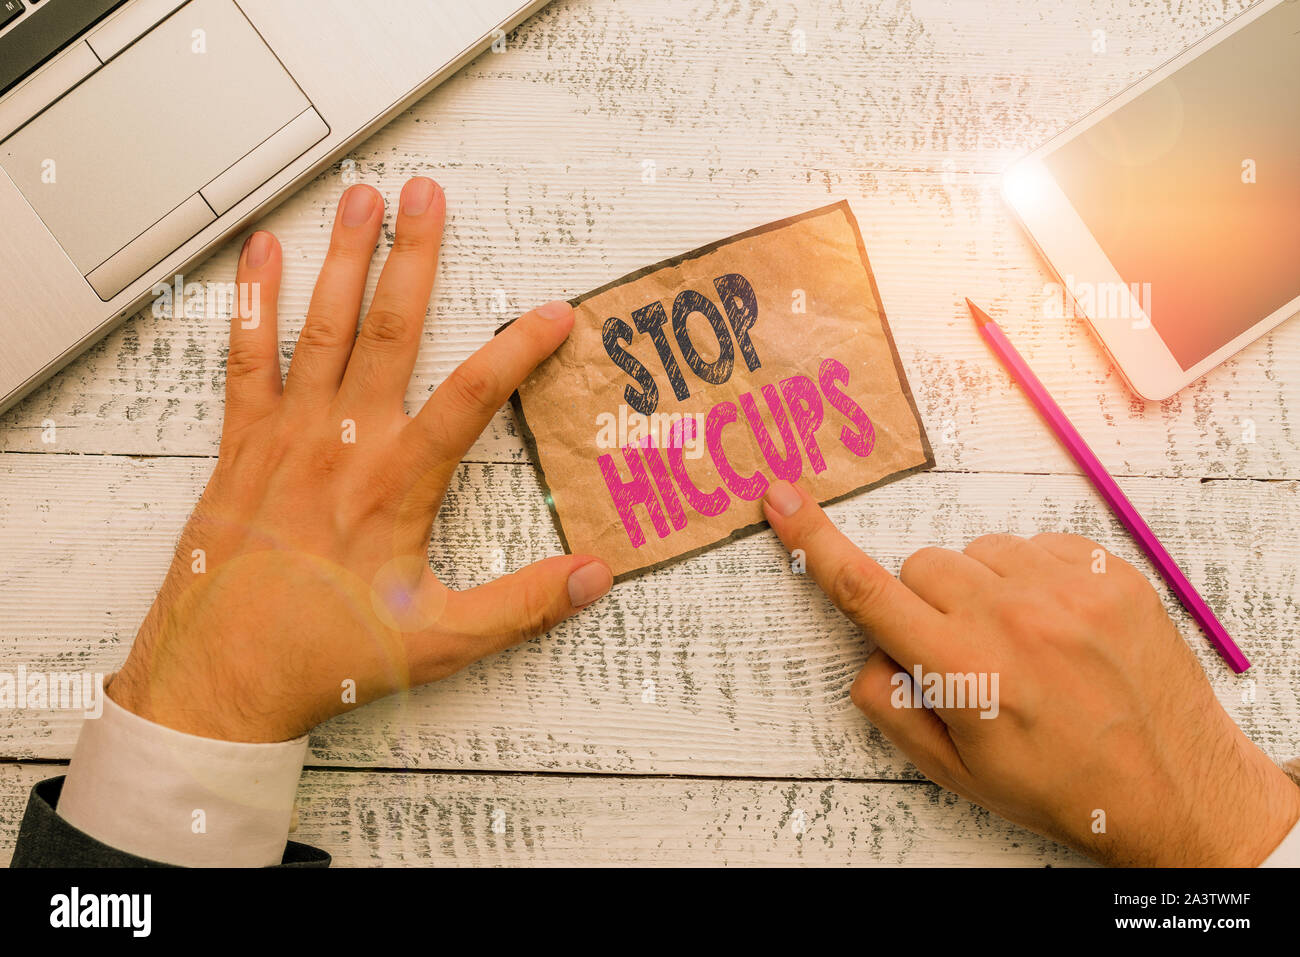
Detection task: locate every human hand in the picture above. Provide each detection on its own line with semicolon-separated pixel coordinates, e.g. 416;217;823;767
762;479;1300;866
109;178;613;743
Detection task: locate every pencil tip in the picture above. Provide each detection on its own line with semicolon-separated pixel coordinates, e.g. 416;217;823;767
966;298;993;328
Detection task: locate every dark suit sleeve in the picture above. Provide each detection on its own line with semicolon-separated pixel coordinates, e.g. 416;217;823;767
10;777;330;868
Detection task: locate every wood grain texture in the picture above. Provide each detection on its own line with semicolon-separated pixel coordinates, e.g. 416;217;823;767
0;0;1294;868
1;453;1293;776
3;0;1295;482
0;762;1085;866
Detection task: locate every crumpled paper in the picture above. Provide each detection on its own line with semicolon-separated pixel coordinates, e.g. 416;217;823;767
507;201;934;580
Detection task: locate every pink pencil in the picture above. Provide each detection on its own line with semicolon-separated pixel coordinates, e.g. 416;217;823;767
967;299;1250;673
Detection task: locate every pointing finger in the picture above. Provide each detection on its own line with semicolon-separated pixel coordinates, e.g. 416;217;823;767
762;479;951;674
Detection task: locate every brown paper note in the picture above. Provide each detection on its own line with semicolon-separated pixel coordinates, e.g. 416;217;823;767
507;201;934;580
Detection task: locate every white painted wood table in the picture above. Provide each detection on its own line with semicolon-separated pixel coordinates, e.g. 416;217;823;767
1;0;1294;866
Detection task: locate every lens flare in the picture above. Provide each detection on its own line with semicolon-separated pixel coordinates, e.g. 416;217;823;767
1002;160;1054;214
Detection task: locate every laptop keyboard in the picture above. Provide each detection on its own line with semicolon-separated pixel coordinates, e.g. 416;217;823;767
0;1;26;32
0;0;130;97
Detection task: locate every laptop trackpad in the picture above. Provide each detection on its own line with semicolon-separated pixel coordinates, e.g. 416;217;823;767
0;0;309;278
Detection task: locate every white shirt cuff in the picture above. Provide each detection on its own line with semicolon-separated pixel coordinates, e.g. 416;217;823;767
56;690;308;867
1261;757;1300;868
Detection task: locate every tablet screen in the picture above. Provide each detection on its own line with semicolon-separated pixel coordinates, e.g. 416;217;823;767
1042;1;1300;371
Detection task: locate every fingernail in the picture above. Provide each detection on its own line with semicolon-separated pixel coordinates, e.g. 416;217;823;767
341;185;378;227
765;480;802;517
400;177;437;217
244;231;272;268
537;300;573;320
567;561;612;607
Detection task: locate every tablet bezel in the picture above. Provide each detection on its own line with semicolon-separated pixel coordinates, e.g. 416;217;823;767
1002;0;1300;401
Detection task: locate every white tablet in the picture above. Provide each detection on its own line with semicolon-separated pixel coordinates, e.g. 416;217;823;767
1003;0;1300;400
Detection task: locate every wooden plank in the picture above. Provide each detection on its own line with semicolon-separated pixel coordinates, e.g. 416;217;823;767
0;762;1085;866
3;0;1295;481
0;453;1291;775
0;0;1282;873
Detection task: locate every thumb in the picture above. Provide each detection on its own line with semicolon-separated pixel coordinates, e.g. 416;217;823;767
852;648;971;796
432;555;612;663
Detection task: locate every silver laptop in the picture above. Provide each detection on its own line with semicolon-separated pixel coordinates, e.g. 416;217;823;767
0;0;547;415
